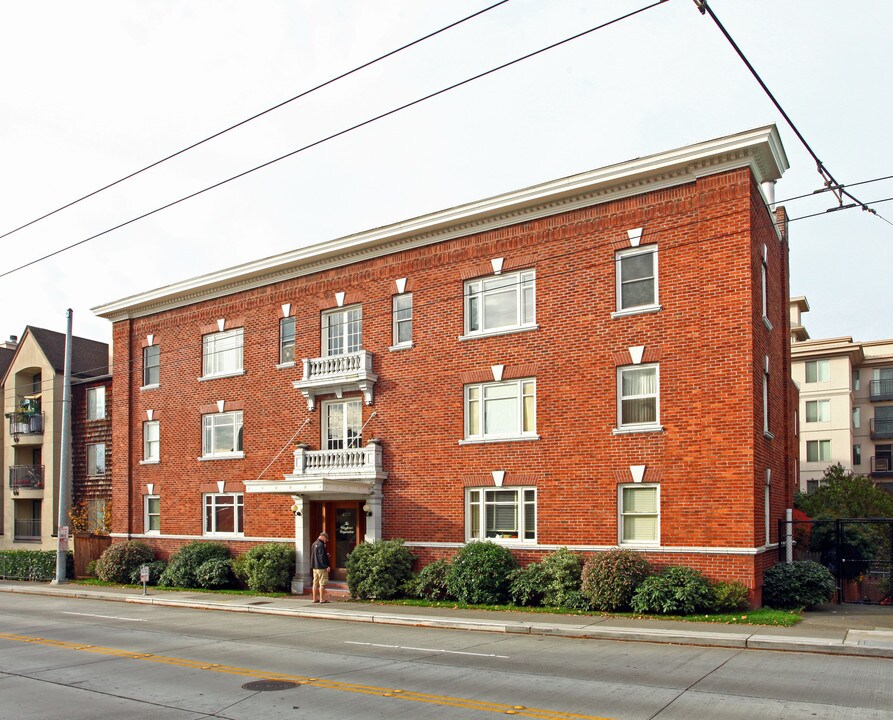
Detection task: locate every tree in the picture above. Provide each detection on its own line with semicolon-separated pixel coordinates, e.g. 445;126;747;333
795;463;893;519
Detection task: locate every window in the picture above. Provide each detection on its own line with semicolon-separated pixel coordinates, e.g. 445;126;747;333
322;306;362;356
202;328;244;377
203;493;243;535
852;369;860;391
853;407;861;429
86;443;106;475
467;488;535;542
202;411;243;458
464;379;536;441
392;294;413;347
323;400;362;449
853;444;862;466
806;439;831;463
763;360;770;435
805;400;830;423
616;246;657;312
805;360;830;383
618;365;659;429
143;345;160;386
279;317;296;364
619;485;659;545
144;495;160;533
86;386;106;420
464;270;535;336
143;420;159;462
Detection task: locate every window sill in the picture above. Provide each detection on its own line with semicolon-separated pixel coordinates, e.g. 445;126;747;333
612;424;664;435
764;430;775;440
198;370;245;382
458;435;540;445
611;304;662;320
140;383;160;391
276;361;296;370
389;342;414;352
203;533;245;538
467;538;536;546
619;541;660;548
458;324;539;342
139;459;160;466
763;316;774;331
198;452;245;461
86;417;108;422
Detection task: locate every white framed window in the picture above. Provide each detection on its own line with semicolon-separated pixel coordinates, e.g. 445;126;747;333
805;400;830;423
279;317;296;364
467;487;536;542
392;294;413;347
144;495;160;534
853;444;862;466
852;369;860;391
464;379;536;441
852;407;860;429
143;420;160;463
619;484;659;545
143;345;160;387
86;443;106;475
202;328;244;378
464;270;535;337
201;411;243;459
86;386;106;420
322;399;362;450
763;360;770;435
203;493;243;536
87;499;108;534
322;306;362;357
615;246;658;313
618;365;659;430
805;359;829;383
806;439;831;463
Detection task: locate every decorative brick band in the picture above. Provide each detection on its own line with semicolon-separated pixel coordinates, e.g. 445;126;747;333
462;474;539;487
198;400;244;414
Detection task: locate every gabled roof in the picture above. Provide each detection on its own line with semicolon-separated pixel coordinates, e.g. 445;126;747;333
0;346;15;380
5;326;110;381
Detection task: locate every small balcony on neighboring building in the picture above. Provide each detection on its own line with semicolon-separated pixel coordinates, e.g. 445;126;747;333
9;464;44;491
869;379;893;402
13;498;42;542
13;518;41;542
870;418;893;440
7;412;44;441
294;350;377;411
871;456;893;478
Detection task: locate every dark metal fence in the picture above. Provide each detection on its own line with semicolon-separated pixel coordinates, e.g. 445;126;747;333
779;517;893;605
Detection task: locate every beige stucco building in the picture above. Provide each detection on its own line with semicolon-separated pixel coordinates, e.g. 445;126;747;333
791;297;893;494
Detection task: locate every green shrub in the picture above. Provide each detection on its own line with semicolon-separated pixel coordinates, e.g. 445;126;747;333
195;558;235;589
509;562;546;606
710;581;750;612
540;547;585;608
234;543;295;593
446;541;518;605
404;559;452;601
85;559;98;577
128;559;167;586
0;550;72;581
631;566;714;615
96;541;155;584
763;561;835;610
159;542;230;588
346;539;415;600
582;549;652;611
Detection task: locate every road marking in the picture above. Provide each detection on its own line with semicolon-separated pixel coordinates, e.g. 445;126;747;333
62;612;145;622
0;632;613;720
345;640;509;659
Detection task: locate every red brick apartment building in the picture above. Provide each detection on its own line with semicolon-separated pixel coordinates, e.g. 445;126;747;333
93;125;797;603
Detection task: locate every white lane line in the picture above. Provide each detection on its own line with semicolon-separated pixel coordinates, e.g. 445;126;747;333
62;612;145;622
346;641;508;659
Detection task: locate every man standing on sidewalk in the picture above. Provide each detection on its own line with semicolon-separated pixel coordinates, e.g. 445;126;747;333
311;531;330;603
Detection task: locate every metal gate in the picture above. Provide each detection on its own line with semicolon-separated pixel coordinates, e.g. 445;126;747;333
778;518;893;605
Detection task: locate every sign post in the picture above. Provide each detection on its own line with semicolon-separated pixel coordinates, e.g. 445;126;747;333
140;564;150;596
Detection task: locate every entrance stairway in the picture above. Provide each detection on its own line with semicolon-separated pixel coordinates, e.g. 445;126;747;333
304;580;351;601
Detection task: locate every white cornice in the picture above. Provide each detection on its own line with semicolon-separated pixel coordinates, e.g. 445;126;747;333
93;125;788;321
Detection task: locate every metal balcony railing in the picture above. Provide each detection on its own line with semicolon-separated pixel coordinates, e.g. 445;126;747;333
870;418;893;439
9;465;44;489
7;413;44;437
869;379;893;402
13;518;41;541
871;456;893;476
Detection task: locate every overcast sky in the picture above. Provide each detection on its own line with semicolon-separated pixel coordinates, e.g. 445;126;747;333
1;0;891;347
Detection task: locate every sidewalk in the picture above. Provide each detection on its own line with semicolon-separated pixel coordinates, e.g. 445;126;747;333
2;580;893;659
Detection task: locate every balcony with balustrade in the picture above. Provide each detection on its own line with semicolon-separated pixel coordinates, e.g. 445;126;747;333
9;464;45;491
870;418;893;440
293;350;378;411
871;456;893;478
870;378;893;402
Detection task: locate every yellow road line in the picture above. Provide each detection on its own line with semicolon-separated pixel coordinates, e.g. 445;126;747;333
1;632;615;720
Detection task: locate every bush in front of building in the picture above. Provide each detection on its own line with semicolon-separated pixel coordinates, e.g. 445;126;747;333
346;539;415;600
403;558;452;601
159;541;232;589
539;547;587;609
0;550;73;581
631;566;715;615
233;543;295;593
96;541;155;584
128;559;168;586
194;558;235;589
581;549;652;611
762;561;835;610
446;541;518;605
508;562;546;606
709;581;751;612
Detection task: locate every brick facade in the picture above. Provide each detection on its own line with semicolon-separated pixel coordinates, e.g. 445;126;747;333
97;127;796;603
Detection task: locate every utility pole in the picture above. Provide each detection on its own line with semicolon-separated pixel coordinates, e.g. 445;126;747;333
52;309;73;584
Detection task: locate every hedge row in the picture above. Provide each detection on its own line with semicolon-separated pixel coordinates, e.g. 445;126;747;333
0;550;73;581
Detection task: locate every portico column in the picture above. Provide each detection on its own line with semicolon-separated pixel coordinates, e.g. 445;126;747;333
363;484;383;543
290;495;312;594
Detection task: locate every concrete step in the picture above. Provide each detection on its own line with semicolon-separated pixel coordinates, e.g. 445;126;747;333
304;581;352;601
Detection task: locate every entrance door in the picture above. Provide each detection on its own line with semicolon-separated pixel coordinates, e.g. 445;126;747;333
315;501;363;581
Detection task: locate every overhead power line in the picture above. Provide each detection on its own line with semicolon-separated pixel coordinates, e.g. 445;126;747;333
0;0;669;281
0;0;513;243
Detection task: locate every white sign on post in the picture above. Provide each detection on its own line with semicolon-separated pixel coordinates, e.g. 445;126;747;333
140;564;150;595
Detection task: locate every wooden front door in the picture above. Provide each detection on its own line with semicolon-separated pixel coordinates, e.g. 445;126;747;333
322;502;363;581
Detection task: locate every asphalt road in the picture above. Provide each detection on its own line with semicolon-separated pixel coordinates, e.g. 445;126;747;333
1;594;892;720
